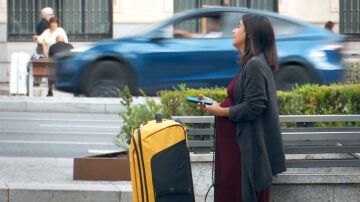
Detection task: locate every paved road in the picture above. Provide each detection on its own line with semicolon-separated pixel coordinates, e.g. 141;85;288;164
0;112;125;158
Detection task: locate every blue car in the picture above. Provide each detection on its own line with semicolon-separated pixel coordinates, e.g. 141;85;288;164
55;8;346;97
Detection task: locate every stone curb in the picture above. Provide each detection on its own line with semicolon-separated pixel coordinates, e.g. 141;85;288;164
1;156;360;202
0;181;8;202
0;97;126;114
0;182;132;202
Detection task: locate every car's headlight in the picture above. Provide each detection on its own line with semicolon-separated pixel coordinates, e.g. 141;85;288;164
323;44;343;52
310;49;326;59
310;43;344;60
309;43;344;69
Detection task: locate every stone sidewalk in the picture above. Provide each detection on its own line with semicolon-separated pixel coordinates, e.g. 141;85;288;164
0;89;162;114
0;84;125;114
0;157;132;202
1;156;360;202
0;88;150;202
0;95;125;114
0;155;214;202
1;87;360;201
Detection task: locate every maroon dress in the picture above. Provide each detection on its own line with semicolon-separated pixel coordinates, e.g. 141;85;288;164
214;70;270;202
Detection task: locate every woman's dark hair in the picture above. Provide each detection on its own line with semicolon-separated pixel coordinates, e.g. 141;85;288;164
49;16;59;25
242;14;278;71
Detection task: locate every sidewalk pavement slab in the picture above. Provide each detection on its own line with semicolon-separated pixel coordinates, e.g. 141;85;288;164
0;96;125;114
0;181;8;202
114;184;133;202
1;156;360;201
0;99;26;112
1;182;132;202
0;157;132;202
8;183;121;202
0;96;159;114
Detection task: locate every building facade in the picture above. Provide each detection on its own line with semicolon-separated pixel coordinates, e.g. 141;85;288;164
0;0;356;84
0;0;173;83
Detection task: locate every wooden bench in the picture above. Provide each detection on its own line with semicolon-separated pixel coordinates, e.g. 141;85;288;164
172;115;360;168
28;58;54;96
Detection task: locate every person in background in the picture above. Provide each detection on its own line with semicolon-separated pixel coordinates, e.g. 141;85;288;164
324;21;335;32
48;35;74;58
35;7;54;54
200;13;286;202
46;35;73;96
206;16;223;37
192;16;223;38
36;17;68;57
174;15;223;39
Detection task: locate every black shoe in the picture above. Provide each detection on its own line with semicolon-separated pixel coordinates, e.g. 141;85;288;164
47;91;53;97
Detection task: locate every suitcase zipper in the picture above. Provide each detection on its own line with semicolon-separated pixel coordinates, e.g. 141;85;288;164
143;123;185;140
138;128;149;202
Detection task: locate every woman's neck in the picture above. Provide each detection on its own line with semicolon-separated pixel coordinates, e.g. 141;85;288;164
239;44;245;55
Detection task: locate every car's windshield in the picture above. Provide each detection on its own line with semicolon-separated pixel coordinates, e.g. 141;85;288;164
120;23;157;37
117;13;188;38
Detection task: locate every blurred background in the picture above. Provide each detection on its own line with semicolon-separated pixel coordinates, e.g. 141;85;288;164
0;0;359;95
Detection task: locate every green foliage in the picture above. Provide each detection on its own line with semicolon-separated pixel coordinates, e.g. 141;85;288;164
287;84;360;115
159;83;360;127
344;61;360;84
159;83;360;117
113;83;360;149
113;86;161;150
277;90;306;115
159;84;227;118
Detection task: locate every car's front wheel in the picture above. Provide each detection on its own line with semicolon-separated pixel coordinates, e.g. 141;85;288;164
275;65;313;91
84;61;128;97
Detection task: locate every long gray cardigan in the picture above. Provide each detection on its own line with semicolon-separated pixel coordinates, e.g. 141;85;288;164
229;54;286;202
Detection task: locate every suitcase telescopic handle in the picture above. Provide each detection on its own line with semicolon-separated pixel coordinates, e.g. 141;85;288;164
155;113;162;123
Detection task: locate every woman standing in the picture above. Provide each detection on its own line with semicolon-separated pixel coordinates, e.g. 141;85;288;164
36;17;68;57
35;16;68;96
201;14;286;202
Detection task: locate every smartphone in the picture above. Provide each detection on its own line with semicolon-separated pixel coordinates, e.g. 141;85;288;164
186;96;213;105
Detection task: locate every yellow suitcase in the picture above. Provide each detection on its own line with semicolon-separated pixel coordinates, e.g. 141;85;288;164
129;115;195;202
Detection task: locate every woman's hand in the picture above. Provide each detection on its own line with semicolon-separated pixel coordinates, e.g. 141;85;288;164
198;94;229;117
204;101;220;116
198;94;210;101
32;35;38;42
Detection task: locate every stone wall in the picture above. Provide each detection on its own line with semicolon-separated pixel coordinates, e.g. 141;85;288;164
279;0;339;31
191;154;360;202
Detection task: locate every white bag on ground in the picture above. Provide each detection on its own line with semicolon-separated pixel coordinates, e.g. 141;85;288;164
9;52;30;95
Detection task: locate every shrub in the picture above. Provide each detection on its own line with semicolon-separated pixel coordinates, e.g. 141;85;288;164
114;83;360;149
159;83;360;116
288;83;360;115
277;90;306;115
158;84;360;128
112;86;161;150
159;84;227;118
344;61;360;84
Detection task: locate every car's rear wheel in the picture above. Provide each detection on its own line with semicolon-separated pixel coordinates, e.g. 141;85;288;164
85;61;128;97
275;65;313;91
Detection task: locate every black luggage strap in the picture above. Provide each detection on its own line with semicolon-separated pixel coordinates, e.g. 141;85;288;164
132;132;145;202
137;128;149;202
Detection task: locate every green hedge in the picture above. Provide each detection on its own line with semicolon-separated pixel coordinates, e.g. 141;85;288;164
159;84;360;117
345;61;360;84
114;84;360;147
159;85;226;118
